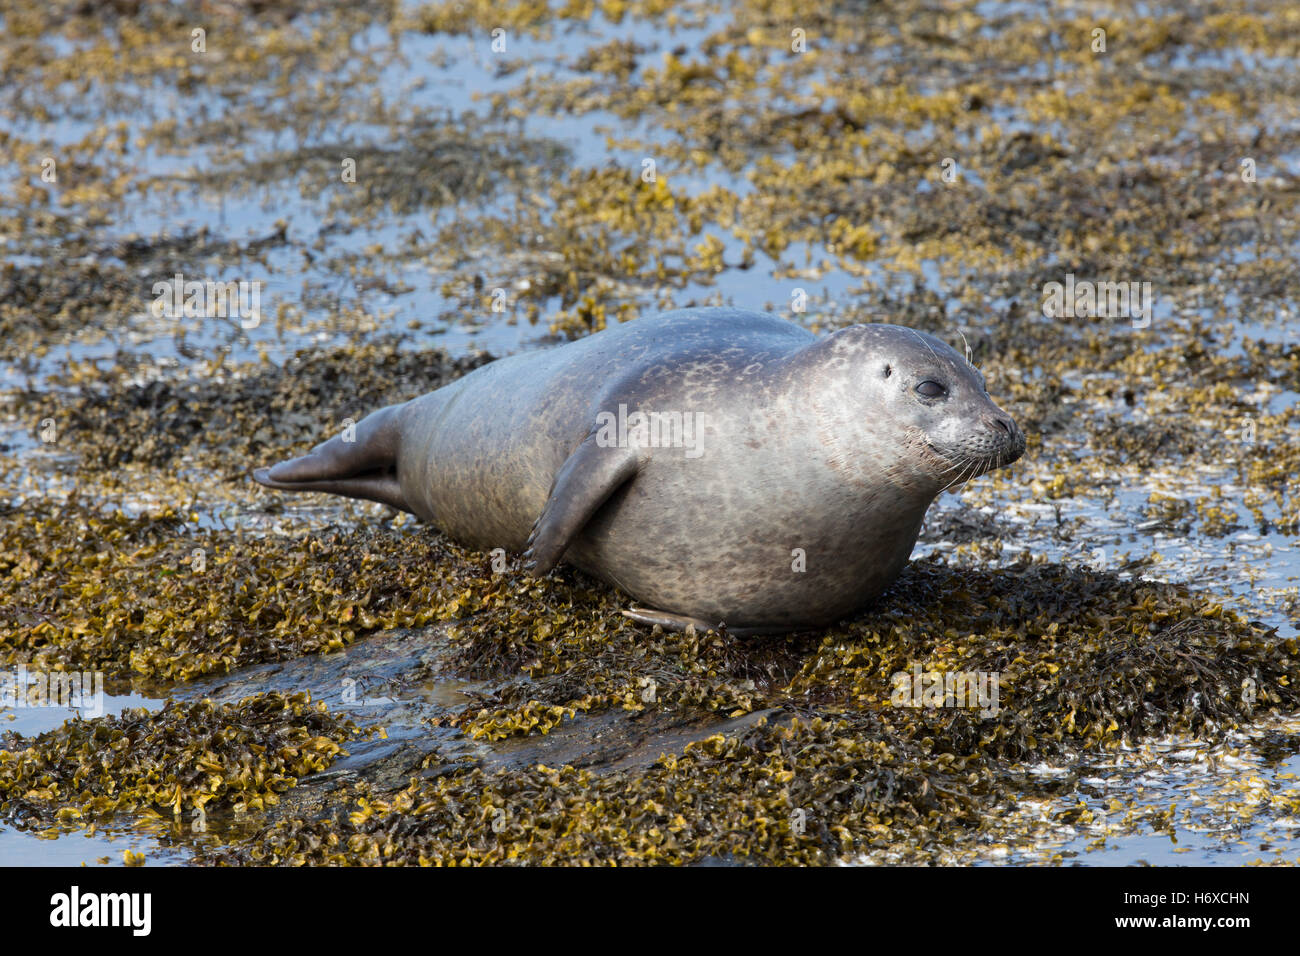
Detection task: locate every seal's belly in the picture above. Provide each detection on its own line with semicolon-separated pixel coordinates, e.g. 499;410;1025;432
567;465;928;628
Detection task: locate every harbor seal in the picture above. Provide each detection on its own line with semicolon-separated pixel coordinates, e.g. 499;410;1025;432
253;308;1025;634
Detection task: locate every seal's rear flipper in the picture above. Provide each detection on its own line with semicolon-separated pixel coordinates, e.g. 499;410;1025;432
252;404;412;513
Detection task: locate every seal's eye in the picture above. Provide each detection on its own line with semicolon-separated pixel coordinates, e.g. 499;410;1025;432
915;381;947;399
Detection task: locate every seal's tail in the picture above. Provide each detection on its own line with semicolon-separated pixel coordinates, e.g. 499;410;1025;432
252;403;412;512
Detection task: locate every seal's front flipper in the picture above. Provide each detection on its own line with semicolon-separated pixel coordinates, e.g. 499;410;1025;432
523;433;640;575
252;404;412;513
622;607;716;633
623;607;791;638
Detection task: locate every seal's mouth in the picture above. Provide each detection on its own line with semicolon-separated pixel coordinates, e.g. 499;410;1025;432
923;418;1026;491
924;443;997;488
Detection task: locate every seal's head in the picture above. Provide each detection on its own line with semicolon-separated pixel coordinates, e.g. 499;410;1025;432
878;326;1025;491
809;324;1026;497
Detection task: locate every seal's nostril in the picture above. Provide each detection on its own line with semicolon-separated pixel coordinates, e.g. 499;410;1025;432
990;417;1011;436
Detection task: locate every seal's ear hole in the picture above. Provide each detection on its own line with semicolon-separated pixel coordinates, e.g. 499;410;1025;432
883;364;893;378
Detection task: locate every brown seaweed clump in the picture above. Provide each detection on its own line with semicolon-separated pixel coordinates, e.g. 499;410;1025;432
0;500;489;682
206;556;1299;865
216;715;985;866
0;691;361;835
10;337;492;481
